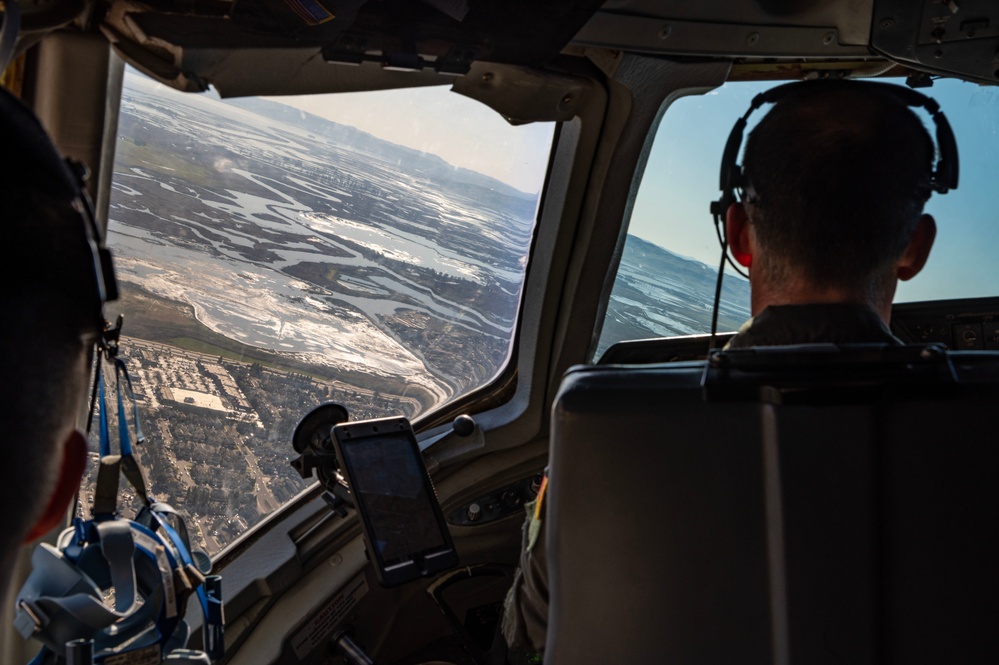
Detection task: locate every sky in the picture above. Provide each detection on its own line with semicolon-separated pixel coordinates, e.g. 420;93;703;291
127;67;553;194
263;85;555;194
627;77;999;303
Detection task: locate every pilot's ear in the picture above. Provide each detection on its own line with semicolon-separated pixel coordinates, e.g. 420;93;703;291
23;430;88;543
897;214;936;282
725;202;754;268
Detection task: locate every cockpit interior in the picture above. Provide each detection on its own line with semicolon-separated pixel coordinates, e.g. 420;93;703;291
3;0;998;663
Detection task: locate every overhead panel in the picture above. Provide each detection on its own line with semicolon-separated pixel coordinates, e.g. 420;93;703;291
574;14;870;58
571;0;874;59
871;0;999;84
98;0;605;94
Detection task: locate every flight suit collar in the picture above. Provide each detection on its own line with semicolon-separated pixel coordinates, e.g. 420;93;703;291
726;303;902;349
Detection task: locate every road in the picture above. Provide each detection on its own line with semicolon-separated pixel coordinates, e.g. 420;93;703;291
237;440;281;514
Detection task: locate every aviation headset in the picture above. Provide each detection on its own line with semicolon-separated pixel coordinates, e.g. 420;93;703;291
709;79;959;279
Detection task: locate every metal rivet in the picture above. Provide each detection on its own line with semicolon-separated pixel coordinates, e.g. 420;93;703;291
934;49;944;59
879;18;895;29
482;72;494;82
658;24;672;40
747;32;760;46
823;31;836;45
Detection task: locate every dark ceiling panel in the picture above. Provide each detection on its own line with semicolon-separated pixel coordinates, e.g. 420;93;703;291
578;0;875;46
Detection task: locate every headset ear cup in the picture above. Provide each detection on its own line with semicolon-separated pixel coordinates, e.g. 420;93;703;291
99;247;119;301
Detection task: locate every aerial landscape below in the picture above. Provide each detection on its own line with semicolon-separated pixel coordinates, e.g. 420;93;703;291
88;72;749;554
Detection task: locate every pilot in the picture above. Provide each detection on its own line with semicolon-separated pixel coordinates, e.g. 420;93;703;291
501;79;941;652
722;79;937;348
0;86;111;599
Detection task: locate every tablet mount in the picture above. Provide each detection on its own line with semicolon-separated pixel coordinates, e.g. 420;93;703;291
290;402;355;515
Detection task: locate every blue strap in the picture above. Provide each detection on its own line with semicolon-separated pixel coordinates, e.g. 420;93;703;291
115;364;132;456
150;510;210;618
115;358;146;446
26;647;47;665
99;358;146;459
204;576;225;660
62;518;89;562
98;372;111;457
94;357;152;516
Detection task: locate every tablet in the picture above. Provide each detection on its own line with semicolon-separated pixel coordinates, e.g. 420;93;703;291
332;417;458;586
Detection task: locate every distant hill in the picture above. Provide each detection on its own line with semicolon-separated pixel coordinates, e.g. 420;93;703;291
597;234;751;356
221;97;533;202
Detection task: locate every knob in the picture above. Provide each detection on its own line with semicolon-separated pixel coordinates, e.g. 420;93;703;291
467;502;482;522
453;414;475;437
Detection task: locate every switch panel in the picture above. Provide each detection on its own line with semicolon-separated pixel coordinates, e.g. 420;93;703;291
448;475;543;526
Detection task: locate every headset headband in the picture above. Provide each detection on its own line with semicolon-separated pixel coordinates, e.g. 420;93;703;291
711;80;959;221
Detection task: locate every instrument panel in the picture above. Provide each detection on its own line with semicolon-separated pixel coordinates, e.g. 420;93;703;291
599;297;999;364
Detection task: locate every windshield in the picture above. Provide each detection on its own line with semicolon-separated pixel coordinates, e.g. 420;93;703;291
86;68;554;555
596;77;999;358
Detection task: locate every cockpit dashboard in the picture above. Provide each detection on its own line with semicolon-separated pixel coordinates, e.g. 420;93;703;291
600;297;999;364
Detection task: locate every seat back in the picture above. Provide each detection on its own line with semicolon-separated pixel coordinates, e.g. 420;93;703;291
544;346;999;664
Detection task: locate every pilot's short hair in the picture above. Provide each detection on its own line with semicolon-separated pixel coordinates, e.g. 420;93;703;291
0;86;102;552
742;80;935;293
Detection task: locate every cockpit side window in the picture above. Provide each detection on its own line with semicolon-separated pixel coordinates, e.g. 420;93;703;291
595;77;999;359
893;78;999;303
593;82;763;358
91;67;554;555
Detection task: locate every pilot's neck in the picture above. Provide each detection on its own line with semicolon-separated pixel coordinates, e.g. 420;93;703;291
749;274;894;326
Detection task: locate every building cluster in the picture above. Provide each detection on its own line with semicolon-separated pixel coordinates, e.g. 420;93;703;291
127;338;259;425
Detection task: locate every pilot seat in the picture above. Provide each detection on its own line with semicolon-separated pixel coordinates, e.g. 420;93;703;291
544;344;999;664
